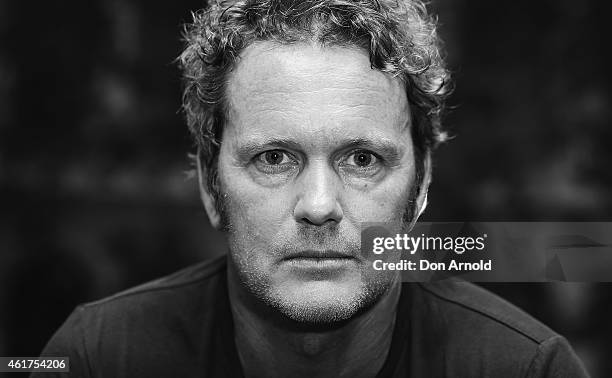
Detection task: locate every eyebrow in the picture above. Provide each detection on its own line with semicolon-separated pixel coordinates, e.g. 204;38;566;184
234;138;304;161
234;137;403;162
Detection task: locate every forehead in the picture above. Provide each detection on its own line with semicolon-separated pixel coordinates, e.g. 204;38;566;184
225;42;410;143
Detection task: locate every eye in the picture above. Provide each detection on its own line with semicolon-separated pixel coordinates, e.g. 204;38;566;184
338;149;385;181
253;149;298;174
346;150;378;168
262;150;289;165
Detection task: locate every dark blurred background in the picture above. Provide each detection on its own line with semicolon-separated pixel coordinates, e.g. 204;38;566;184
0;0;610;376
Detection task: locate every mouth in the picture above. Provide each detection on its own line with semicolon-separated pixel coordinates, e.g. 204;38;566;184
283;250;355;261
280;250;358;278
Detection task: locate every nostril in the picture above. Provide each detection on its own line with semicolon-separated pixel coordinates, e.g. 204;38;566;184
301;217;317;226
299;217;339;227
295;200;343;226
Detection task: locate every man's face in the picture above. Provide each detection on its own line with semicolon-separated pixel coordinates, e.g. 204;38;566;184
212;42;419;323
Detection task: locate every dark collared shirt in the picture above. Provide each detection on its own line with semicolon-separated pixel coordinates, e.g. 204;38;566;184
34;256;589;377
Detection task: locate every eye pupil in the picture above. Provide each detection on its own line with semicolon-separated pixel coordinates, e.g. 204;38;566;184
265;151;282;165
354;152;372;167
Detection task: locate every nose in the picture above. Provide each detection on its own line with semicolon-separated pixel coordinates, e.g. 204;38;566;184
293;161;343;225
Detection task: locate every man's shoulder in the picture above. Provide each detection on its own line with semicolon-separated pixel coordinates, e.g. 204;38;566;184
405;281;589;377
74;254;230;337
35;255;234;377
414;281;555;343
83;254;227;311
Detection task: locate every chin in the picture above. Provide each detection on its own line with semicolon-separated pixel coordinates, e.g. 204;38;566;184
267;280;380;324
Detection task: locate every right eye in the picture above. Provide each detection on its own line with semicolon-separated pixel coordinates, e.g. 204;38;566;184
253;150;298;174
262;150;290;165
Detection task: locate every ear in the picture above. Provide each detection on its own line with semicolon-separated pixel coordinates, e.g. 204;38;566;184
413;153;432;222
196;148;222;230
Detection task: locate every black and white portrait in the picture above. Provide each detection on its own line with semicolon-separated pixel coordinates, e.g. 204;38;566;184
0;0;610;377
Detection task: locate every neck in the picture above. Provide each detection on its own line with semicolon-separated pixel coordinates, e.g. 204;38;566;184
227;270;401;378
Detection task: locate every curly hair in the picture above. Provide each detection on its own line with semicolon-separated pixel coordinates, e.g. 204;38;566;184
179;0;451;206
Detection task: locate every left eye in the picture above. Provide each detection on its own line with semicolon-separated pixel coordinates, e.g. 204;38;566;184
345;150;378;167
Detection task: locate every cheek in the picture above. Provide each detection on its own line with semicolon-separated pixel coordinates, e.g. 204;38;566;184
343;170;413;223
221;167;293;241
